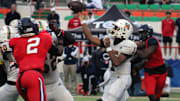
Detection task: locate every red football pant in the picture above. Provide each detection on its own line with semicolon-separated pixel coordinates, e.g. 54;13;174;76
144;72;167;99
16;70;47;101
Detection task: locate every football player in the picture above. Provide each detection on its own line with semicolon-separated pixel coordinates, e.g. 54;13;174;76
0;25;19;101
136;24;167;101
82;19;137;101
37;20;75;101
8;17;61;101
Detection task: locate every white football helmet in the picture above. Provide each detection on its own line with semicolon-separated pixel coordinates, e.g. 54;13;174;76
106;19;133;39
36;20;49;31
0;26;16;42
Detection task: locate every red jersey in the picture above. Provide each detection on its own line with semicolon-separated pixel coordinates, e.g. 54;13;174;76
144;37;164;69
162;18;175;37
68;18;81;29
9;31;52;72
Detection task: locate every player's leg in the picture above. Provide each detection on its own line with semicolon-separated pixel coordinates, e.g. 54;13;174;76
155;72;167;100
0;83;19;101
16;73;29;101
102;75;131;101
52;79;74;101
18;70;47;101
144;73;157;101
117;90;129;101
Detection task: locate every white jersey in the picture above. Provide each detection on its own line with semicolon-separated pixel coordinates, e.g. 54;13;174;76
108;36;137;75
101;36;137;101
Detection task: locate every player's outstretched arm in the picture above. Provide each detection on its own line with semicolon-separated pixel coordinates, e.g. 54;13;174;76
137;45;157;59
82;23;101;46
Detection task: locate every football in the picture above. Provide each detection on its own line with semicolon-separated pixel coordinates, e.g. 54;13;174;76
67;1;86;13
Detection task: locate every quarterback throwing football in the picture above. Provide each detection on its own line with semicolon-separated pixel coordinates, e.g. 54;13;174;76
82;19;137;101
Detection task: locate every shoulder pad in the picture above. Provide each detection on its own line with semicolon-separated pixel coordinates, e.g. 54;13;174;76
119;40;137;55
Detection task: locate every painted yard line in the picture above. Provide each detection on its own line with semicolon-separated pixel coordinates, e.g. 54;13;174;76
73;96;180;100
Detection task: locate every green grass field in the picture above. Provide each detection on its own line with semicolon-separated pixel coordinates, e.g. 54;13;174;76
17;92;180;101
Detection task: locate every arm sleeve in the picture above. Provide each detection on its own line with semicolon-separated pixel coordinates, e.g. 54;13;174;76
147;38;158;47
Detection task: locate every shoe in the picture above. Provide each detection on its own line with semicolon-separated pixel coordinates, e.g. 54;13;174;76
96;99;103;101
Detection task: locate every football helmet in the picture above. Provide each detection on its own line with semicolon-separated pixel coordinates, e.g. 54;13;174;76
106;19;133;40
138;24;153;41
18;17;39;37
0;26;16;42
36;20;49;31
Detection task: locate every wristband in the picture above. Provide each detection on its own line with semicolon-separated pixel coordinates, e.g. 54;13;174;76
106;47;112;52
81;20;86;24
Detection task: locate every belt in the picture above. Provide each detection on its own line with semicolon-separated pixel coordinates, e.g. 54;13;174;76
145;64;167;75
31;69;42;73
7;81;16;85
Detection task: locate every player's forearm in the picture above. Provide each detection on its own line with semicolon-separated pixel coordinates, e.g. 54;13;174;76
82;23;101;46
108;51;126;67
136;49;148;59
137;46;157;59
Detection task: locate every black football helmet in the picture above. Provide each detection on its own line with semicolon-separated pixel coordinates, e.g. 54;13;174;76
138;24;153;41
18;18;39;36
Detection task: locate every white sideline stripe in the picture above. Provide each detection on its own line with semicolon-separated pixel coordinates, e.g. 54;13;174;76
73;96;180;100
39;77;44;101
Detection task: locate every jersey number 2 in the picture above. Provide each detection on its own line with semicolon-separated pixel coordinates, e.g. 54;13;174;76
27;37;40;54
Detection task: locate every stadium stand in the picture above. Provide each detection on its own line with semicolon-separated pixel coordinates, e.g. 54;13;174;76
172;5;180;10
149;5;160;10
137;4;149;10
31;3;180;22
161;5;171;10
126;4;137;9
